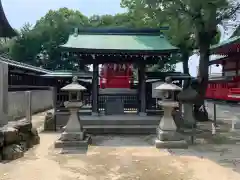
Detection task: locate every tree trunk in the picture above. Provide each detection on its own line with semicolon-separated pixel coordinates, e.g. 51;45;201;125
182;51;190;89
198;40;210;101
194;36;210;121
181;51;196;128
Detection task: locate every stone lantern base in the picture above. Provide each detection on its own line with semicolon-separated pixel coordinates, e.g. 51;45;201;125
155;128;188;149
54;101;91;149
54;130;92;148
155;101;188;149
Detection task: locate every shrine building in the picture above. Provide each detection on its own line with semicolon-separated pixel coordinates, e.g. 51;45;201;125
207;36;240;101
59;28;178;118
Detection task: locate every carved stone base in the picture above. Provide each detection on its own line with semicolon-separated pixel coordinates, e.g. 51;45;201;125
157;129;182;141
55;130;91;149
155;127;188;149
54;134;91;148
60;131;85;141
139;112;147;116
155;139;188;149
91;112;99;116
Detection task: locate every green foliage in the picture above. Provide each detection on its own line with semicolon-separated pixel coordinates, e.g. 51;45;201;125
147;64;176;72
231;25;240;37
211;29;221;45
121;0;239;77
121;0;195;74
147;54;180;72
8;8;89;70
5;7;177;72
2;1;237;75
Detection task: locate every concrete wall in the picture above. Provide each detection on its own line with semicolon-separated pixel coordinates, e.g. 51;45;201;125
8;90;53;121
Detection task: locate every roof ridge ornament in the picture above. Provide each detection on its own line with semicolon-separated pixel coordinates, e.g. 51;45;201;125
73;28;79;37
160;33;165;38
165;76;172;84
72;76;78;84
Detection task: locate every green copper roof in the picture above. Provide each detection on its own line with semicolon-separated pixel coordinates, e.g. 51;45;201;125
60;33;178;53
211;36;240;50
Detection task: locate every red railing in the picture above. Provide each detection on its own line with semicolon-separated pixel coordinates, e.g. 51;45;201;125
206;78;240;101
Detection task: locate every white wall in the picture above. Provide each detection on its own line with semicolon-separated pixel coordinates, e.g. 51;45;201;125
8;90;53;121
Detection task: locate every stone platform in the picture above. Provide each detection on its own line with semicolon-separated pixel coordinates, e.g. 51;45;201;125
155;139;188;149
54;135;91;148
55;114;161;134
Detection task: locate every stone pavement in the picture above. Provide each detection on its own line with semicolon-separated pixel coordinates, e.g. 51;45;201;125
205;101;240;131
205;101;239;124
169;101;240;173
169;144;240;173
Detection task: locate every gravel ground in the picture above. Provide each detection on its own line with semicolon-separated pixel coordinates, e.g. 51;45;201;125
0;133;240;180
1;105;240;180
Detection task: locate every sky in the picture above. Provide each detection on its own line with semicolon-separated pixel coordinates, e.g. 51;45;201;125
2;0;126;29
2;0;233;76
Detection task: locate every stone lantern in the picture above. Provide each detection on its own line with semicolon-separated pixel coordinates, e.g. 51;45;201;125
154;77;187;149
177;80;199;128
55;76;91;148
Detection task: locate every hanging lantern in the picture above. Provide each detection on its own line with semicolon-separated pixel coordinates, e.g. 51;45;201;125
114;64;117;71
108;64;112;70
122;64;126;70
117;64;120;71
102;78;106;84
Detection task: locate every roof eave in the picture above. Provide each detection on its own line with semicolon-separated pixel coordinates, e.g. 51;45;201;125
0;0;18;37
210;36;240;53
59;45;179;54
0;56;53;74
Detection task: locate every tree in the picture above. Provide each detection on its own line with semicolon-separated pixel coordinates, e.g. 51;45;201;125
88;12;150;28
121;0;195;87
8;8;89;70
7;7;178;72
122;0;238;95
231;24;240;37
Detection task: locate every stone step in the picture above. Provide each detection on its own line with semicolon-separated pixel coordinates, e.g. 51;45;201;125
55;113;161;128
81;119;160;126
83;125;157;129
84;126;157;135
60;125;157;135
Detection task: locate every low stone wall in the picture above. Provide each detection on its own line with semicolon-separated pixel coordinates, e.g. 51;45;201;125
0;120;40;161
8;90;53;121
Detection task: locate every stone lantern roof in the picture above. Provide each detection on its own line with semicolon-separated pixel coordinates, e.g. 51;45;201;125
155;77;182;91
61;76;86;91
155;83;182;91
